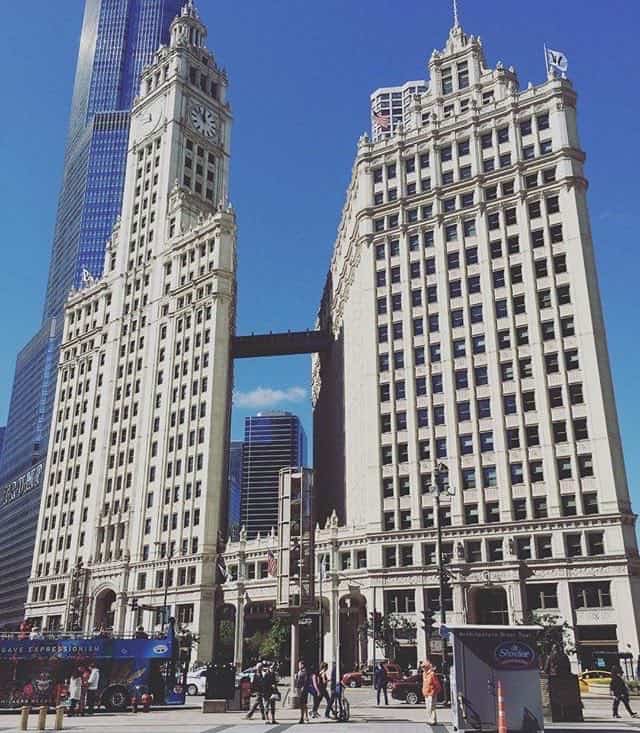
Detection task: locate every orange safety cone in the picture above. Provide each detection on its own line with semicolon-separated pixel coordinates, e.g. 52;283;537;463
497;679;507;733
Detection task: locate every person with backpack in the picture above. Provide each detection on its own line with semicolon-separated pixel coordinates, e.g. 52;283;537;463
610;666;638;719
294;660;310;723
422;659;442;725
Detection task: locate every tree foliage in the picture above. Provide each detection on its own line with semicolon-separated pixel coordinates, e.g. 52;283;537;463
358;613;417;660
520;611;576;668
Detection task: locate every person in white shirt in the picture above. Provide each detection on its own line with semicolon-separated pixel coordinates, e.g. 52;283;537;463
68;671;82;716
86;664;100;714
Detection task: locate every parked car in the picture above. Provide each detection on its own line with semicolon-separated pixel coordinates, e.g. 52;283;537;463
390;672;446;704
578;670;612;694
342;662;402;688
186;668;207;696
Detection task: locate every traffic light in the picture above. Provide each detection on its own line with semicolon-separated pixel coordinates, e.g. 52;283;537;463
129;597;139;611
421;608;436;637
369;611;383;638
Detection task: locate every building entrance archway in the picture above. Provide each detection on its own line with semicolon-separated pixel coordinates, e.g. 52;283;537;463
471;586;509;625
93;588;116;631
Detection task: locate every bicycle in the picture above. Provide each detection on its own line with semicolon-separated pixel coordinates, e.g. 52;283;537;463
329;686;350;722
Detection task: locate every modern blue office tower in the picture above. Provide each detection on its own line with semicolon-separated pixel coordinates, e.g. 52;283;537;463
240;413;308;539
0;0;183;628
227;442;244;537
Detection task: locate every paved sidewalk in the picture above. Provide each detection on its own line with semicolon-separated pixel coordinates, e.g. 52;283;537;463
1;689;639;732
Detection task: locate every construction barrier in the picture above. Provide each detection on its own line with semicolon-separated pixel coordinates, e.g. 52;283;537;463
497;679;507;733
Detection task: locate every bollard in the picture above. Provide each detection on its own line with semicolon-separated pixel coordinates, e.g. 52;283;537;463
37;705;47;731
19;706;30;731
55;705;65;730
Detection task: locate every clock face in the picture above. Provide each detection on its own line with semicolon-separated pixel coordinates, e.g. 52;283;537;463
190;104;217;138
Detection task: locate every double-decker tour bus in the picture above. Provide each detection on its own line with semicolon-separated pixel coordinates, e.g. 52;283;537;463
0;619;189;711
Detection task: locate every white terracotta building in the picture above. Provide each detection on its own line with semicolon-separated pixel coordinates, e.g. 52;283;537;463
224;19;640;674
25;1;235;658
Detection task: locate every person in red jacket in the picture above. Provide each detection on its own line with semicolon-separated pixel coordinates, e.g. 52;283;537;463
421;659;442;725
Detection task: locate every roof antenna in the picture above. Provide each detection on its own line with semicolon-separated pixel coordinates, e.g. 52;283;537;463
453;0;460;28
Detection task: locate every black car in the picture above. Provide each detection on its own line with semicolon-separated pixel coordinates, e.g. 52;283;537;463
390;673;446;705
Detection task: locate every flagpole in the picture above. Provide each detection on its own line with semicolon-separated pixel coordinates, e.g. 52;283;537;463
543;43;549;78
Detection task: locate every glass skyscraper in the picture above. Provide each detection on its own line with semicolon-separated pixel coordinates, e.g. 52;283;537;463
0;0;183;629
240;413;307;538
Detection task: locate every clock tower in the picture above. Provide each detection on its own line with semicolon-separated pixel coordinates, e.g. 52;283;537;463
26;0;236;659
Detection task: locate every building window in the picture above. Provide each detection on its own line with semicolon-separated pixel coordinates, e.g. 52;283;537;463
586;532;605;556
579;454;594;478
487;540;503;562
466;541;482;563
565;533;582;557
512;498;527;520
385;589;416;613
572;581;611;609
383;547;397;567
527;583;558;610
516;537;532;560
177;603;194;625
536;534;553;558
464;504;479;525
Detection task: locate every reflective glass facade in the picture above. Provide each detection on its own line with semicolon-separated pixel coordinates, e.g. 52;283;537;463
44;0;183;319
0;0;182;628
227;441;243;533
240;413;307;538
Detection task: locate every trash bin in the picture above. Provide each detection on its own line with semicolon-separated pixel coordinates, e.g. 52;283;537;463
204;663;236;700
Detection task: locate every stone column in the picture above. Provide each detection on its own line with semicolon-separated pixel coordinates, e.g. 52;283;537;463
113;591;128;635
330;585;340;672
290;620;300;705
415;584;427;662
507;579;526;624
233;596;245;670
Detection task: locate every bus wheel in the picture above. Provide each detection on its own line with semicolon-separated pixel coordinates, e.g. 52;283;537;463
186;684;198;696
104;686;130;712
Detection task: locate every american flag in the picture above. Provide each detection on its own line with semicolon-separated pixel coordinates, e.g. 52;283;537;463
373;110;390;129
266;549;277;577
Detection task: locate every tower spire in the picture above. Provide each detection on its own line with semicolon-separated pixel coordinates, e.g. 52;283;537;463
452;0;460;28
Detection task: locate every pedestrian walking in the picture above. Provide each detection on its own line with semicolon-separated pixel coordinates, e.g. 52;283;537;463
245;662;268;720
610;666;638;719
308;667;322;717
86;663;100;714
422;659;442;725
374;662;389;705
264;665;280;724
67;670;82;716
313;662;331;717
294;660;310;723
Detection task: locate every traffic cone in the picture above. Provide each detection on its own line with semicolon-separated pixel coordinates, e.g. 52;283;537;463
497;679;507;733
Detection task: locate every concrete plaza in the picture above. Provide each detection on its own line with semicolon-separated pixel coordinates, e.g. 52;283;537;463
1;689;639;733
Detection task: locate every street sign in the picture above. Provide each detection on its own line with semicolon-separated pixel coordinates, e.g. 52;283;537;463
429;638;444;654
298;617;313;625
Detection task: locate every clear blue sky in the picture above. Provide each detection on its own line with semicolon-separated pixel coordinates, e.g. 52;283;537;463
0;1;638;506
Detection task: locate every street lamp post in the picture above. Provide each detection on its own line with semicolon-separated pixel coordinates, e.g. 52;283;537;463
154;542;172;632
430;462;454;702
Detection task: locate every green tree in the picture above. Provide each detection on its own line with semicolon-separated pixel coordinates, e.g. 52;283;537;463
259;618;290;662
521;611;575;669
216;619;235;663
